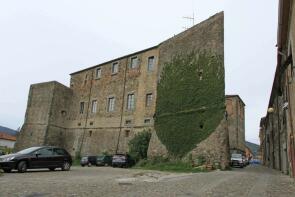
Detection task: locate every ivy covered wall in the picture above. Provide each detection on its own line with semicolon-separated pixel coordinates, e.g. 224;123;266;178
154;51;225;158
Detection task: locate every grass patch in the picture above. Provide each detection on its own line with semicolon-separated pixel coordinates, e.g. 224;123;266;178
72;158;81;166
133;159;208;173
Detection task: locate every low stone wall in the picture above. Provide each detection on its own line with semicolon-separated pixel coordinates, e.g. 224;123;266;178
147;119;230;169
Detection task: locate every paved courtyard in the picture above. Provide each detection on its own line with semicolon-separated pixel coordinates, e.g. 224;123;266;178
0;165;295;197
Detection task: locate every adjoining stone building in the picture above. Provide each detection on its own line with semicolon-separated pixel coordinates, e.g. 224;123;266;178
259;0;295;177
226;95;246;154
15;12;245;168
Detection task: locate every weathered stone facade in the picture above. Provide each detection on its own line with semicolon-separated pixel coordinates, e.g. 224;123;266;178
226;95;246;153
147;96;245;168
260;0;295;177
15;46;159;157
15;12;243;167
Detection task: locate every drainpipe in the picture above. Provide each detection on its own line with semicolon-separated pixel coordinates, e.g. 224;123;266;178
79;70;94;157
115;59;129;153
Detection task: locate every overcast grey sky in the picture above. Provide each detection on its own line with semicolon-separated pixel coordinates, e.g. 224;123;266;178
0;0;278;144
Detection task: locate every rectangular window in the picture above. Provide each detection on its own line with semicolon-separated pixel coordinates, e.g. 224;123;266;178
146;93;153;107
112;62;119;74
125;120;132;125
80;102;84;114
125;130;130;137
144;118;151;124
147;56;155;71
127;93;135;110
96;67;101;79
130;57;138;69
91;100;97;113
107;97;115;112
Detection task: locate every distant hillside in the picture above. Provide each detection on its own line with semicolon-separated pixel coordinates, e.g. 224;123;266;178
246;141;259;156
0;125;18;136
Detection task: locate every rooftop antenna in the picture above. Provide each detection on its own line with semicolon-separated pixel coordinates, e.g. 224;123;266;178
182;0;195;30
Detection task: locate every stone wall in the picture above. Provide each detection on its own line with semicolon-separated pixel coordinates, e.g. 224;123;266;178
188;119;229;168
226;95;245;153
148;118;230;169
15;81;73;151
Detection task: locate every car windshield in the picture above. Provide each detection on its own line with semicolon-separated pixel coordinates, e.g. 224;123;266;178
17;147;41;154
113;155;126;159
97;156;104;160
232;154;242;158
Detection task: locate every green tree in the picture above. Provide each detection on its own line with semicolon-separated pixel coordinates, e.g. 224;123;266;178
128;130;152;162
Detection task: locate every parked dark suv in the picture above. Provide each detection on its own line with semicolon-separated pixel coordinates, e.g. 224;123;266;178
96;155;112;166
112;154;135;168
0;146;72;173
80;156;97;167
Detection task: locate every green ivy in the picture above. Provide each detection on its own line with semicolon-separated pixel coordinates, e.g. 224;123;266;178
155;51;225;158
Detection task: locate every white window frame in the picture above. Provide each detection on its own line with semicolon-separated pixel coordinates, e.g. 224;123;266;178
111;62;119;74
107;97;115;112
130;56;138;69
91;100;97;113
147;56;155;71
146;93;153;107
127;93;135;110
96;67;101;79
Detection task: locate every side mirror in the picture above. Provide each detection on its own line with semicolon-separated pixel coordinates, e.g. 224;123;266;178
35;153;41;157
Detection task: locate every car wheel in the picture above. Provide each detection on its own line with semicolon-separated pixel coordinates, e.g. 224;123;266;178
61;161;71;171
49;168;55;171
17;161;27;173
3;169;11;173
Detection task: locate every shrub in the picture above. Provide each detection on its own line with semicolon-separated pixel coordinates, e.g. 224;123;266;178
136;159;148;167
195;155;206;166
128;130;152;162
102;150;110;156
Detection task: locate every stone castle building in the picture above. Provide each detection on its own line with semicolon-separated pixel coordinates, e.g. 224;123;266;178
15;12;245;167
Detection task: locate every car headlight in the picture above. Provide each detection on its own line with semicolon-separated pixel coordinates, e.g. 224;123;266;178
3;156;15;162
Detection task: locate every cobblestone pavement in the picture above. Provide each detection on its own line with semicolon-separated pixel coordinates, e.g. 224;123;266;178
0;165;294;197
